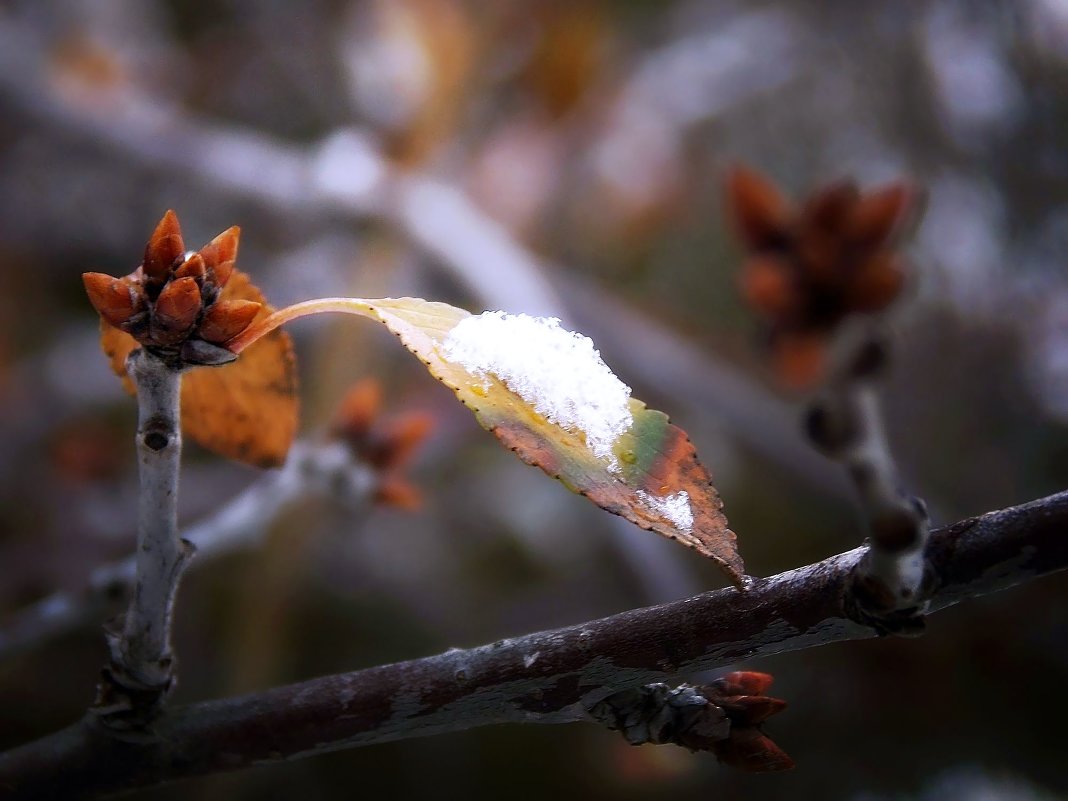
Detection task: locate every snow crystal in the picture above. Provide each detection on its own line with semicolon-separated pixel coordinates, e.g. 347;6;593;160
442;312;633;464
637;490;694;533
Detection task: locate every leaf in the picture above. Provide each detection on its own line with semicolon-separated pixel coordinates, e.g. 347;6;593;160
295;298;744;585
100;269;298;468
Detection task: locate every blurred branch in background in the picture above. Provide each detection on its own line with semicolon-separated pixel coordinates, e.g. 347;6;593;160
0;439;373;663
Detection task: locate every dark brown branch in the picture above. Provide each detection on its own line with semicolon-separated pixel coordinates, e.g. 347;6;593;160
2;489;1065;800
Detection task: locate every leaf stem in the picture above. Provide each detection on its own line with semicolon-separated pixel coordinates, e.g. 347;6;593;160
227;297;373;354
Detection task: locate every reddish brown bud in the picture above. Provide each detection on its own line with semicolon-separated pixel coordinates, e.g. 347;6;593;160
713;728;795;772
772;332;828;389
152;276;202;343
725;165;792;251
715;671;775;697
374;476;423;510
802;180;859;235
718;695;788;725
196;299;262;344
849;183;915;249
846;254;905;313
371;412;435;470
333;378;383;441
199;226;240;287
143;210;185;281
83;272;143;328
174;252;207;281
739;256;799;320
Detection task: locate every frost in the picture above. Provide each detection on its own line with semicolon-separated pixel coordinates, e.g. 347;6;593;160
442;312;633;464
637;490;694;533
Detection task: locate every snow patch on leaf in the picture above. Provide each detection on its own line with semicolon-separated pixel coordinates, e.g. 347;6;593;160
442;312;633;464
637;489;694;533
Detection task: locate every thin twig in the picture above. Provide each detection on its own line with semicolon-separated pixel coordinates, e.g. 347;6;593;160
93;350;191;731
1;488;1065;799
0;441;373;663
805;334;931;633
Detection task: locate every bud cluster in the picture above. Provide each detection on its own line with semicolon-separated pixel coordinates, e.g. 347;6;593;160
726;166;919;386
331;378;435;509
83;211;261;368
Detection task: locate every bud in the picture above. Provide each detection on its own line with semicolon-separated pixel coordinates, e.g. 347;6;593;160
725;166;792;251
174;252;207;281
151;276;202;343
143;210;185;281
801;180;859;235
716;694;788;725
714;671;775;697
332;378;383;442
846;253;904;313
82;272;143;328
374;476;423;510
196;299;262;344
739;256;799;320
713;728;795;772
368;412;435;470
848;183;914;249
199;226;240;288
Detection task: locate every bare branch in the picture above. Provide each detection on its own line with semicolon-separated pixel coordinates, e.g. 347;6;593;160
804;332;932;633
92;350;191;730
2;489;1065;799
0;441;374;663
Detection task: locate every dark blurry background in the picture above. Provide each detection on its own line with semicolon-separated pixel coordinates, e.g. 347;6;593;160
1;1;1067;799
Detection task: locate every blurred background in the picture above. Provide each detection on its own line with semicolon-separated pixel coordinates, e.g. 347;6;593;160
1;0;1067;799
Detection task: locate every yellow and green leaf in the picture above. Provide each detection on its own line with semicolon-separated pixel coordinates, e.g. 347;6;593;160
230;297;744;585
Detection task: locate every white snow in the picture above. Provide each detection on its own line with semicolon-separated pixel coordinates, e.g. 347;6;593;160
442;312;633;464
637;490;694;533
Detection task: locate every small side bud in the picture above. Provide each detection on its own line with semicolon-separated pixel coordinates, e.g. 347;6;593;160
174;252;207;281
845;254;905;313
199;226;240;287
83;272;143;328
152;276;202;343
143;210;185;281
180;337;240;366
332;378;383;442
712;728;796;772
725;165;793;251
801;180;860;234
739;256;799;320
716;694;788;725
848;183;915;249
713;671;775;697
196;299;262;344
374;476;423;510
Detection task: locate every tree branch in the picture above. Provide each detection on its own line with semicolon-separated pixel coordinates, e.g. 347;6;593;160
804;332;933;633
0;441;373;663
93;350;191;731
2;489;1065;799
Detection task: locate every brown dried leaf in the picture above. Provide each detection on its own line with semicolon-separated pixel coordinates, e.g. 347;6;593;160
181;271;298;467
99;270;298;468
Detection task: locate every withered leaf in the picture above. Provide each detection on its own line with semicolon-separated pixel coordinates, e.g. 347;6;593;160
100;269;298;468
298;298;744;585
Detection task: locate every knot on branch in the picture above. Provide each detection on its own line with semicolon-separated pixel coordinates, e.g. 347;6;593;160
846;556;933;637
587;672;794;773
91;623;176;738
